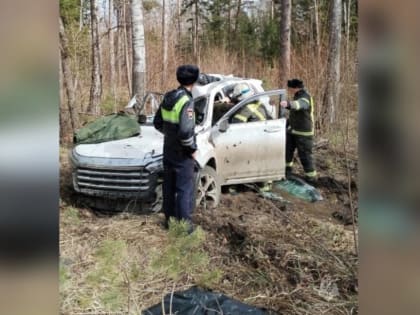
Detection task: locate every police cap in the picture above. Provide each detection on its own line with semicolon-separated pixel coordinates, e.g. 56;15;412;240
287;79;304;89
176;64;200;86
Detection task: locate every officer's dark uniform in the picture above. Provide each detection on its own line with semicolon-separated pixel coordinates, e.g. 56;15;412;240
285;79;317;180
153;65;199;229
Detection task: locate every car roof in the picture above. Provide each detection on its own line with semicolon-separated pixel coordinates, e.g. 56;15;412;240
192;74;263;99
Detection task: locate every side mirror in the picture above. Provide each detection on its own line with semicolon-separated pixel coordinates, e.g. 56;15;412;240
138;114;147;124
218;118;229;132
126;95;138;109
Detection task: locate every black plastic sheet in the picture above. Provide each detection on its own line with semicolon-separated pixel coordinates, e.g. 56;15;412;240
143;286;273;315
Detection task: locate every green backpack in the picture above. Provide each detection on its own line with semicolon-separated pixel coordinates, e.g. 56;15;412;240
74;112;140;144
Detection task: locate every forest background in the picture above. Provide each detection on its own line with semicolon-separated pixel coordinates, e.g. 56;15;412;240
59;0;358;148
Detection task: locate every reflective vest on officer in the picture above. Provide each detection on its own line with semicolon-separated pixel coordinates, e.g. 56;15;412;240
153;87;197;156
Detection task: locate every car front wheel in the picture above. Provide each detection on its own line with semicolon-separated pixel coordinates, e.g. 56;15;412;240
195;166;221;209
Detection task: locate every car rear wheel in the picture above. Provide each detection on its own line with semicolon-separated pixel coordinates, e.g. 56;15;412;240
195;166;221;209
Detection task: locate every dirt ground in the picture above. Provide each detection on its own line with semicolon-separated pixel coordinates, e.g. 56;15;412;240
60;145;358;314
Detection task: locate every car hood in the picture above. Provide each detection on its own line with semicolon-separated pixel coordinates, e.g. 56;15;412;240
72;126;163;167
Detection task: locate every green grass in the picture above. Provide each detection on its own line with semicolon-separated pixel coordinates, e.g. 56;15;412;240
82;239;129;311
151;219;222;286
60;220;223;313
62;207;81;225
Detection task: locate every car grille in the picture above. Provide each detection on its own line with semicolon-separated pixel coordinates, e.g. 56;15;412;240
75;167;153;194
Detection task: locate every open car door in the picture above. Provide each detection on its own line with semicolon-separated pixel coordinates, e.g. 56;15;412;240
210;90;287;184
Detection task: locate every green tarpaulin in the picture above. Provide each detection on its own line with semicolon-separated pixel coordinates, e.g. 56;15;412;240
274;176;323;202
74;112;140;144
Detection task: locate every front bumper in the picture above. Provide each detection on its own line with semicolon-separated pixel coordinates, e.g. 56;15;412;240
71;152;163;201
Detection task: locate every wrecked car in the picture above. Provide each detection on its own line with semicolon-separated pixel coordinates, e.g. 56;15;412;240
70;75;287;212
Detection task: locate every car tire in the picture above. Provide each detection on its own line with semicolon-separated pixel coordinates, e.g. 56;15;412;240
195;165;221;209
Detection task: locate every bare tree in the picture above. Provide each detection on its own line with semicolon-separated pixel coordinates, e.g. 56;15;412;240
131;0;146;99
343;0;352;66
233;0;242;36
59;49;71;144
122;1;132;96
313;0;321;63
116;5;122;90
322;0;342;128
109;0;117;111
59;16;80;136
87;0;102;115
80;0;84;30
193;0;200;65
162;0;168;88
279;0;291;87
176;0;181;42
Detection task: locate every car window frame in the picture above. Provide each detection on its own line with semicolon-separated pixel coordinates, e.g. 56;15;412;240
216;89;286;125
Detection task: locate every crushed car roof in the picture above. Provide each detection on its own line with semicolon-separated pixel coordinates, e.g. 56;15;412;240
192;74;262;99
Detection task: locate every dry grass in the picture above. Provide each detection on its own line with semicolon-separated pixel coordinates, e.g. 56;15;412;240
60;195;357;314
60;146;358;315
195;192;358;315
60;205;200;314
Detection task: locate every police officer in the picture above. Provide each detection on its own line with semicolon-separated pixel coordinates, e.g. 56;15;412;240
280;79;317;183
153;65;199;231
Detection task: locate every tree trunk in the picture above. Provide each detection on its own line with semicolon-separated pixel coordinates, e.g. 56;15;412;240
116;7;123;90
322;0;342;128
177;0;181;43
131;0;146;99
59;16;80;135
279;0;291;87
123;1;132;96
193;0;200;65
109;0;117;112
234;0;242;36
80;0;84;30
161;0;168;88
88;0;102;115
344;0;352;66
59;49;71;144
313;0;320;63
227;0;231;48
271;0;274;20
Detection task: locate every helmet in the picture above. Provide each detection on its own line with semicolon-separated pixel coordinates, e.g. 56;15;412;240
232;83;254;101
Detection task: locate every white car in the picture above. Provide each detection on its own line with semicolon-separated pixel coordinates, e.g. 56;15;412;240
71;75;287;211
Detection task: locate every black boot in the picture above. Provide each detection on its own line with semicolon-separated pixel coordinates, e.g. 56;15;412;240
285;166;292;179
305;176;317;186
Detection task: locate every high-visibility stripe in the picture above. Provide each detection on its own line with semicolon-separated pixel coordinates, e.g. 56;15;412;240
234;113;247;122
305;170;317;177
310;97;314;135
247;103;265;121
161;95;189;124
181;136;194;146
286;162;294;167
292;100;300;110
291;96;315;136
291;129;314;136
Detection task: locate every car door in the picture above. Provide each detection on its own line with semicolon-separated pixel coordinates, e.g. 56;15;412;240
210;90;287;184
